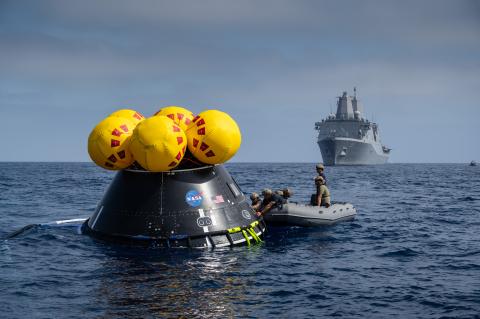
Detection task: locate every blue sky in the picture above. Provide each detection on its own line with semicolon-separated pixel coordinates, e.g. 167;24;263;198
0;0;479;163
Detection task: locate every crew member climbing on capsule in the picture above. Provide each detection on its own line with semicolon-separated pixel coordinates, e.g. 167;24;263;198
250;192;262;211
311;176;331;207
256;188;286;217
279;188;293;201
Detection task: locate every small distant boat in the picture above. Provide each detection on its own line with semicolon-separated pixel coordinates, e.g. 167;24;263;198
470;160;477;166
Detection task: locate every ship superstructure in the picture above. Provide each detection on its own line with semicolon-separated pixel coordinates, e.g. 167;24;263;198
315;88;390;165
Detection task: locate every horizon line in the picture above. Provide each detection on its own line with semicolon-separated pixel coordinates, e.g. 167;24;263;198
0;161;476;164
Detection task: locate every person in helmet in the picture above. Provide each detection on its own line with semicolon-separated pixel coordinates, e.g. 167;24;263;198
281;188;293;201
250;192;261;211
273;188;293;200
256;188;286;217
311;176;331;207
316;163;327;184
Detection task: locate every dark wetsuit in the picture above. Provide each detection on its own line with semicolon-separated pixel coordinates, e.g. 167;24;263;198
251;198;262;210
260;193;286;211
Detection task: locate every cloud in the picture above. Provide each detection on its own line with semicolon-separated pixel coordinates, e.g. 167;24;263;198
0;0;479;162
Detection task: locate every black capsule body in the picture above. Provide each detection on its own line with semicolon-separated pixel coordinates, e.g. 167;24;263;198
82;165;265;248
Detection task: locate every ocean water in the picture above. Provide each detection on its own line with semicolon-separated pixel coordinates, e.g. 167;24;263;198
0;162;479;318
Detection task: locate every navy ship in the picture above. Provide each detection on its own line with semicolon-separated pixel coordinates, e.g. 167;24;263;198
315;88;390;165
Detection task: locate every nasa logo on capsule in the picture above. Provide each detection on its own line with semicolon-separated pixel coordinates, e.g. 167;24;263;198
241;210;252;220
186;190;203;207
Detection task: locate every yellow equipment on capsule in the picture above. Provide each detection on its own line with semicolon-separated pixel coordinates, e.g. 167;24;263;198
88;116;136;170
154;106;195;132
185;110;241;164
109;109;145;125
129;116;187;172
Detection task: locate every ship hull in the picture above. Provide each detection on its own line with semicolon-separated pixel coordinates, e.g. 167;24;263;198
318;137;388;166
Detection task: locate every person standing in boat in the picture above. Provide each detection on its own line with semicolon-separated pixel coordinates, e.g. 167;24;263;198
316;163;327;184
312;176;331;207
256;188;286;217
250;192;262;211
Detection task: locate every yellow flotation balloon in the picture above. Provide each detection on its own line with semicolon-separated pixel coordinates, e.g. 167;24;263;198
154;106;195;131
185;110;241;164
109;109;145;125
88;116;136;170
129;116;187;172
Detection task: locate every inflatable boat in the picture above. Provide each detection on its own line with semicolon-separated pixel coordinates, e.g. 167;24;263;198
263;202;356;227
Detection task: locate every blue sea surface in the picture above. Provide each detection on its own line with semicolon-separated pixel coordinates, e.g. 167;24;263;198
1;163;479;318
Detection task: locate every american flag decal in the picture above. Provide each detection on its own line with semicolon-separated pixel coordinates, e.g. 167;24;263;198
212;195;224;204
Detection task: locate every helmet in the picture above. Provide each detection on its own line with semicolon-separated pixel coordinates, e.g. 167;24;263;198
282;188;293;198
250;192;259;200
315;176;325;184
262;188;273;196
316;163;325;170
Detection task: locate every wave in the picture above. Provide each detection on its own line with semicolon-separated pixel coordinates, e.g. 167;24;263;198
460;196;477;201
380;248;420;258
